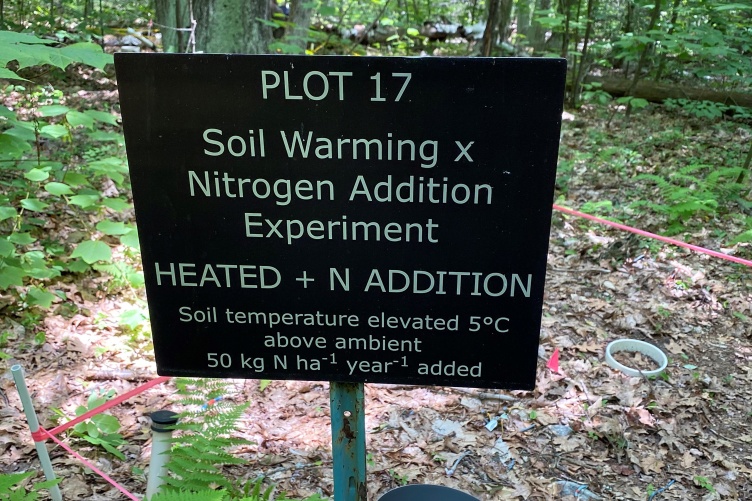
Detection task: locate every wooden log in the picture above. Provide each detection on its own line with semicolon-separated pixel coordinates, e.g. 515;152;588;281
85;369;154;381
588;76;752;108
420;22;465;41
314;21;482;45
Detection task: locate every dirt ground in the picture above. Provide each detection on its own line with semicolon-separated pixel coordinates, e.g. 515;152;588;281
1;105;751;500
1;206;751;500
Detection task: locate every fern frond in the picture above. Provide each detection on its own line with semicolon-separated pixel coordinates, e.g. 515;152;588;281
730;229;752;245
163;378;250;496
635;173;671;189
669;173;701;186
162;469;232;491
674;163;708;176
149;490;228;501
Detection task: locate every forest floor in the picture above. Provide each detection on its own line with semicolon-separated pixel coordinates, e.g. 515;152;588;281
0;81;751;501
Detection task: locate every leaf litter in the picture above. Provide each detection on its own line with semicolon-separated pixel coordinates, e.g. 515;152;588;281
0;106;750;500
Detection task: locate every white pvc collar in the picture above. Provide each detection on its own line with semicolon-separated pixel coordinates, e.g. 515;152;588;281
605;339;668;377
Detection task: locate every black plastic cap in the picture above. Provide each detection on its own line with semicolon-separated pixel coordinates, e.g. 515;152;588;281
150;410;179;432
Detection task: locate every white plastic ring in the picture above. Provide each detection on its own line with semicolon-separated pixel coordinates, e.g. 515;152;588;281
605;339;668;377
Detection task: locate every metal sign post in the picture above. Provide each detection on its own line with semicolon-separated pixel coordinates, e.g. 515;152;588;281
330;382;366;501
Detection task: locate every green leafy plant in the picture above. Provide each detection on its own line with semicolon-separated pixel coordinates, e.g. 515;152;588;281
150;491;230;501
119;302;151;346
388;469;409;486
54;388;126;459
151;478;273;501
606;96;650;126
533;8;566;32
604;432;628;451
0;328;15;360
730;226;752;245
0;472;60;500
665;98;752;121
617;96;649;111
0;31;111;81
732;311;750;322
580;200;614;216
0;29;136;316
581;82;612;106
693;475;715;493
646;484;655;497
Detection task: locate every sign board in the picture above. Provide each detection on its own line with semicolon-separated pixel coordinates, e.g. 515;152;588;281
115;54;565;390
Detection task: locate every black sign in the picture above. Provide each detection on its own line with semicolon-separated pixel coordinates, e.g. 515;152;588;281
115;54;565;390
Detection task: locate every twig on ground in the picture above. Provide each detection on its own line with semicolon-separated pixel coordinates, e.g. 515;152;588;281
260;460;333;477
708;427;746;445
648;479;675;500
85;370;153;381
447;387;518;401
445;450;472;476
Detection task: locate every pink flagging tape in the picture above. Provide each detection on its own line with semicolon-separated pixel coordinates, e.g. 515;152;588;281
552;204;752;268
47;376;171;438
42;428;140;500
30;429;46;442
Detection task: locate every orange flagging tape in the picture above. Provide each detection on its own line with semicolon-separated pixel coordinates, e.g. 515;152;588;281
552;204;752;268
42;428;140;501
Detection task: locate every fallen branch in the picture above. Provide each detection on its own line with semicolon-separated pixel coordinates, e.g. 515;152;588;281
85;369;154;381
585;76;752;108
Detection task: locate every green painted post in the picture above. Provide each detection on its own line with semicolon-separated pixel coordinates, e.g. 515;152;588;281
330;382;367;501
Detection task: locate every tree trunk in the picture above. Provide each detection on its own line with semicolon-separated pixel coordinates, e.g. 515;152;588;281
619;0;635;73
155;0;190;53
530;0;550;53
286;0;314;53
571;0;596;107
517;0;533;45
82;0;93;28
737;142;752;185
626;0;661;117
411;0;421;21
655;0;682;81
193;0;271;54
561;0;572;58
498;0;513;44
568;0;582;90
481;0;501;56
98;0;104;45
470;0;480;23
16;0;25;25
622;0;634;35
399;0;409;25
